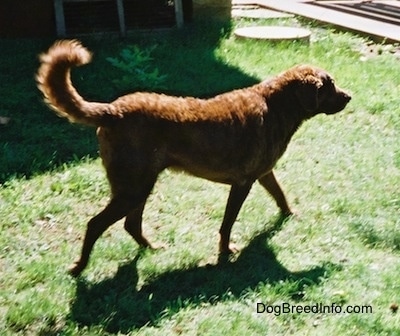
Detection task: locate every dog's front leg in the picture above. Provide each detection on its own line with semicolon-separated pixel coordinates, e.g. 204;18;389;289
218;182;253;255
258;171;293;216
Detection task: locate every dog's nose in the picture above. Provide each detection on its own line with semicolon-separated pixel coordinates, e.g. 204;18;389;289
343;92;351;102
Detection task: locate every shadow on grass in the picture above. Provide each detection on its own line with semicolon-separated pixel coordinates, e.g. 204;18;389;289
0;20;259;183
69;216;335;334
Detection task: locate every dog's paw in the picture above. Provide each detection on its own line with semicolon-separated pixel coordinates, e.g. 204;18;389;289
218;243;240;263
139;242;166;254
228;242;240;254
150;242;167;250
281;209;298;219
68;261;85;277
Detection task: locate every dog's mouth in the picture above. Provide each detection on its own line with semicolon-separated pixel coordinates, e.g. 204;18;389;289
322;91;352;114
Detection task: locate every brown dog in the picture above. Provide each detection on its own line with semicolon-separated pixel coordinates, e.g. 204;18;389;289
37;40;351;276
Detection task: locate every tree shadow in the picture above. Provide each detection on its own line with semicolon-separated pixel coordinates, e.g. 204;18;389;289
0;20;259;183
69;216;337;334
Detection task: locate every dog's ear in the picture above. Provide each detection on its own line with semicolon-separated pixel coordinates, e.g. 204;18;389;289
295;75;323;112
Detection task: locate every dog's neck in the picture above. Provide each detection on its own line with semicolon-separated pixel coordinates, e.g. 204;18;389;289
255;78;308;121
253;79;309;150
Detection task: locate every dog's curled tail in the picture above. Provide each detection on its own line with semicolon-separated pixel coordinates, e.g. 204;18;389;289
36;40;121;126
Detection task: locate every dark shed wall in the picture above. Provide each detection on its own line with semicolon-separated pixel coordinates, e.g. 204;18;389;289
0;0;55;37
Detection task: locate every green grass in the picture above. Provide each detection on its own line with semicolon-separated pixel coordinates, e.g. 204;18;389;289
1;17;400;335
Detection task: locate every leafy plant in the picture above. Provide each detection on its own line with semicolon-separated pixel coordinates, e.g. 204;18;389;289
106;45;167;91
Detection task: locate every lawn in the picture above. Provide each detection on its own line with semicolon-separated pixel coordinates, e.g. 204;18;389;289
1;16;399;335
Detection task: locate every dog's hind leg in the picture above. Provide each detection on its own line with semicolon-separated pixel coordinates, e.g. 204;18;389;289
68;195;136;277
124;201;154;248
69;174;158;276
258;171;293;216
218;182;253;255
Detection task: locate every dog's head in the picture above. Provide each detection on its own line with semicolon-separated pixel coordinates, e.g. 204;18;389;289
293;65;351;115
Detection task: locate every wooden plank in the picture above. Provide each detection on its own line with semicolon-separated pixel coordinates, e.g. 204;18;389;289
116;0;126;36
175;0;184;28
242;0;400;42
54;0;66;37
312;2;400;25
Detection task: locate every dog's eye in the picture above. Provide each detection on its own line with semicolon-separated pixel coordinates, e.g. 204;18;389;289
321;77;334;90
326;77;335;86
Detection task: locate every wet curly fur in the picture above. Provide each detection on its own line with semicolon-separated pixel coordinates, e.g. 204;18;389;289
37;40;351;276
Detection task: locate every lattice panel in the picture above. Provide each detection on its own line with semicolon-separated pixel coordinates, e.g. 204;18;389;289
55;0;182;36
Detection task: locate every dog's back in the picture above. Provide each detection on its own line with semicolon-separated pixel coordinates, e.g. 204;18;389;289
37;40;267;128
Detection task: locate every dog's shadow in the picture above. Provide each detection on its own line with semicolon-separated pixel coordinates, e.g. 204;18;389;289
69;216;336;334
